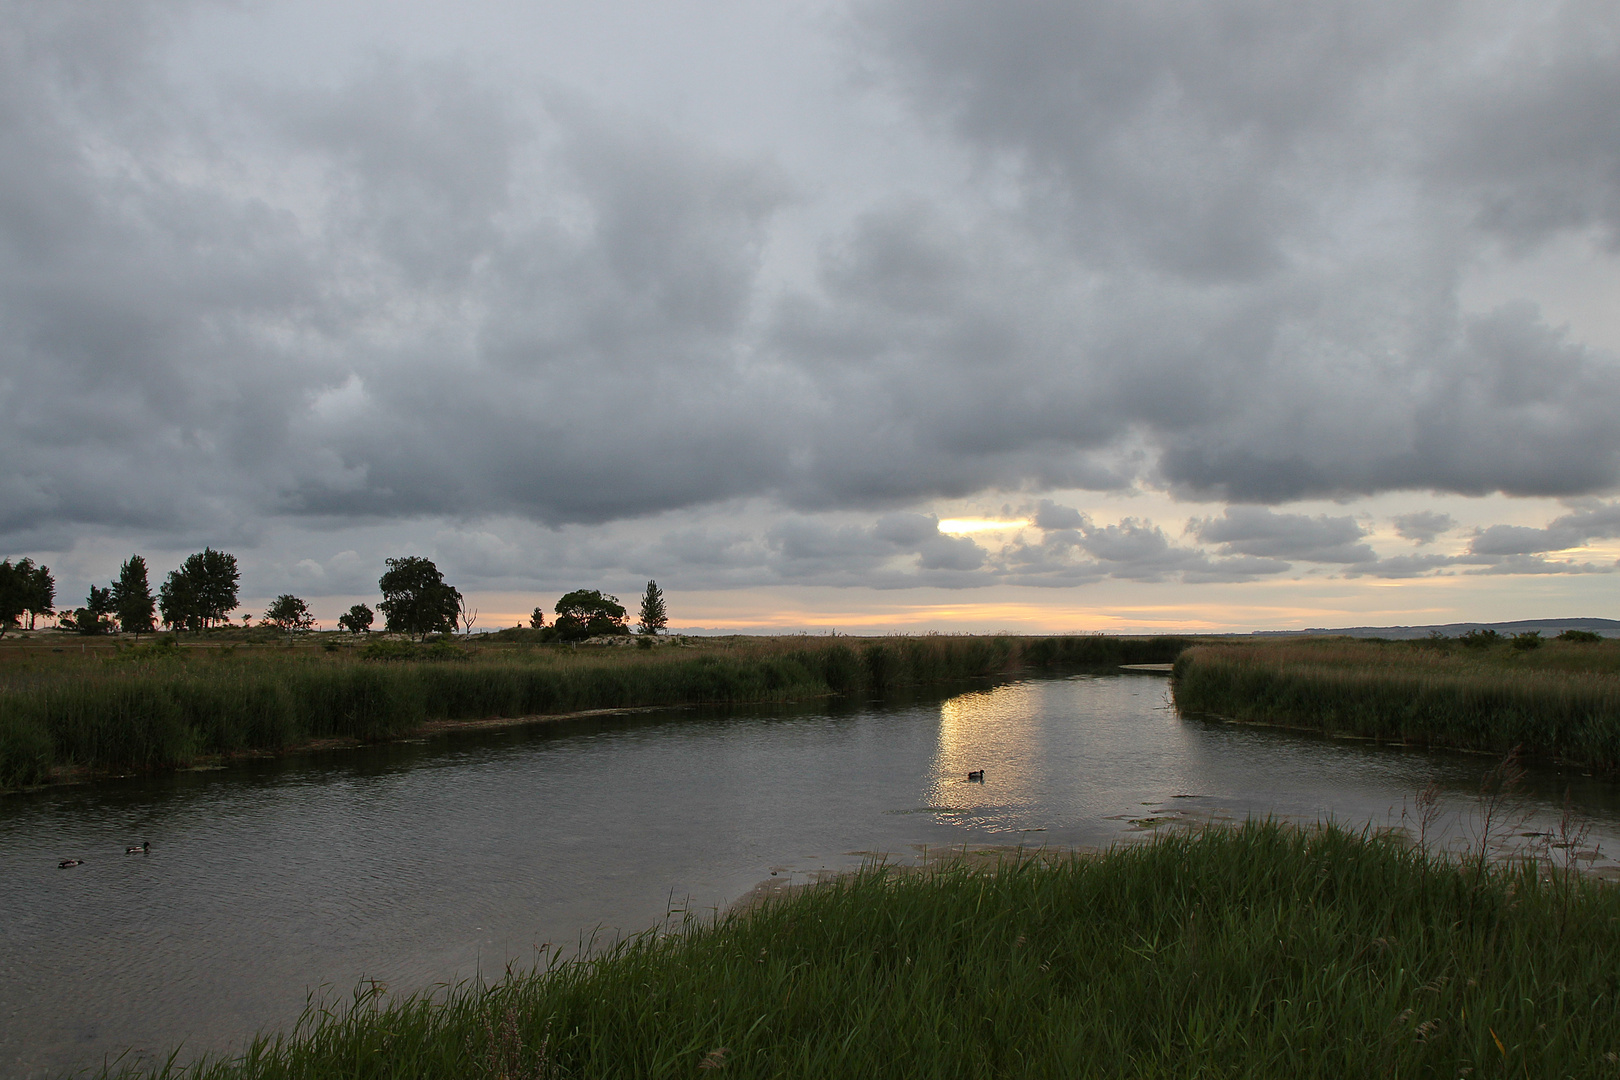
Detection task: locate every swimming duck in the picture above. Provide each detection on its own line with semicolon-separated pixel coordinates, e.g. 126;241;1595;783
967;770;985;782
125;842;150;855
58;858;84;869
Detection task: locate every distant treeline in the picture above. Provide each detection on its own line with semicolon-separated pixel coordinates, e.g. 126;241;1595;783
1172;636;1620;771
0;635;1191;790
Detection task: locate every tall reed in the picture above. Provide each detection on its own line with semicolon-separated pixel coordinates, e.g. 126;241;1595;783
108;820;1620;1079
1173;639;1620;769
0;636;1078;788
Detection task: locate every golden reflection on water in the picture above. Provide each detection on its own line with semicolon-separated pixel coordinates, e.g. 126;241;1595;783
925;681;1047;822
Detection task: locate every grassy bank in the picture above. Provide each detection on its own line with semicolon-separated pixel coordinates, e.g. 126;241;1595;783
1172;637;1620;769
109;820;1620;1079
0;634;1188;790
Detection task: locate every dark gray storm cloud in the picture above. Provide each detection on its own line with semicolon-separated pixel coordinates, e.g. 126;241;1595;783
3;0;1620;595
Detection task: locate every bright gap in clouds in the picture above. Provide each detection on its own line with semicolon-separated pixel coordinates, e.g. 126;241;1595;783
936;518;1029;535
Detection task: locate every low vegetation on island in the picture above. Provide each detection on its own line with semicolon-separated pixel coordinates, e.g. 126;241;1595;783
105;820;1620;1079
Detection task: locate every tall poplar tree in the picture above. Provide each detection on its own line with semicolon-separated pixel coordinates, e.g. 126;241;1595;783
637;579;667;636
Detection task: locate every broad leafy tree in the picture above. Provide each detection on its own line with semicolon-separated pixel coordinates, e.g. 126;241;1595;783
263;594;316;634
160;548;240;631
159;569;201;631
378;557;462;639
554;589;629;641
112;556;156;636
337;604;374;634
192;548;240;626
637;580;667;636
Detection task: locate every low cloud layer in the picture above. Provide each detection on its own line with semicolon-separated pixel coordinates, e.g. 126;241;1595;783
3;1;1620;606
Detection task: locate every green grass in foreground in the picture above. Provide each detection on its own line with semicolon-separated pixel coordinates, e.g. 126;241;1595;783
108;821;1620;1079
1173;638;1620;771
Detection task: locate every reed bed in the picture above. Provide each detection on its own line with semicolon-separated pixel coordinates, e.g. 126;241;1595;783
107;820;1620;1079
1173;638;1620;769
0;635;1188;790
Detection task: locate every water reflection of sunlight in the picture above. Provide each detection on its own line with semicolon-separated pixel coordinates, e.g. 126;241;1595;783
926;682;1047;831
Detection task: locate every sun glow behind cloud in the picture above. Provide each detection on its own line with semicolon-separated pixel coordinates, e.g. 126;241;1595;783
937;518;1029;536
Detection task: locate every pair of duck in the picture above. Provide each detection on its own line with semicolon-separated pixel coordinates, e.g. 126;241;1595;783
58;841;149;869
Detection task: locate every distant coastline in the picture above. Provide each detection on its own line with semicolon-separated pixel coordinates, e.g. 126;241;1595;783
1251;617;1620;640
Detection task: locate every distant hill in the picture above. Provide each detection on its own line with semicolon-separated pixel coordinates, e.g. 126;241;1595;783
1252;618;1620;640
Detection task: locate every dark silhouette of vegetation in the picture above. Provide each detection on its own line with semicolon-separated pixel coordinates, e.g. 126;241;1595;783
337;604;374;634
159;548;240;631
529;607;546;629
1460;628;1501;648
112;556;156;636
0;558;55;634
73;585;116;635
1512;630;1543;651
1558;628;1602;643
263;594;316;634
637;579;667;636
554;589;629;641
0;560;26;635
1021;635;1192;667
378;556;462;640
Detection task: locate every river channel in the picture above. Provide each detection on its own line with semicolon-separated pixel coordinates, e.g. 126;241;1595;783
5;670;1620;1077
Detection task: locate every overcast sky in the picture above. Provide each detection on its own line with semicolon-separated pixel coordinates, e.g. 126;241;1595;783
5;0;1620;632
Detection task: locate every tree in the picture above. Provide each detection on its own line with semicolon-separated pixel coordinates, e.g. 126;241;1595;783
263;594;316;635
160;549;240;631
112;556;156;637
637;579;667;636
529;607;546;629
378;557;462;640
337;604;374;634
64;586;116;636
553;589;629;641
0;559;26;636
15;558;54;630
159;569;201;632
191;548;240;627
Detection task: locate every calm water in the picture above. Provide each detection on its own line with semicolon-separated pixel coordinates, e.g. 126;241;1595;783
5;671;1620;1077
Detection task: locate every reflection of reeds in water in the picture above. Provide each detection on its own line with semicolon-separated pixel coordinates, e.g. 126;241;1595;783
116;819;1620;1079
1172;638;1620;770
